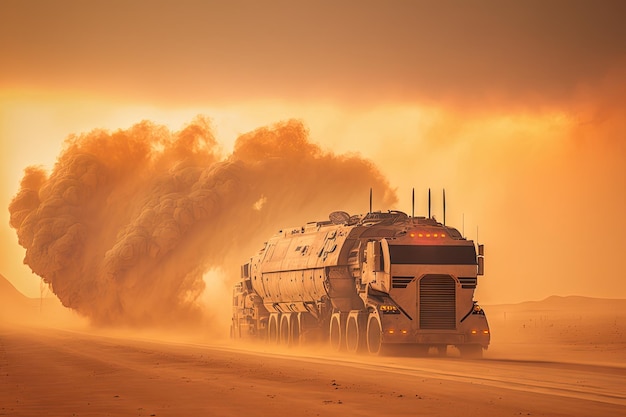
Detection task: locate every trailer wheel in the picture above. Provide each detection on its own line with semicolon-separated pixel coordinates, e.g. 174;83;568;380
291;313;301;347
329;312;346;351
267;313;280;345
346;311;366;354
230;318;241;339
280;313;298;347
366;313;382;355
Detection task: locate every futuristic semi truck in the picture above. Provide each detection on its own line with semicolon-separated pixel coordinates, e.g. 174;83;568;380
231;198;490;358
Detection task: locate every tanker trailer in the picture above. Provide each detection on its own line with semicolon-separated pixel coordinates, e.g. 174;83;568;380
231;209;490;358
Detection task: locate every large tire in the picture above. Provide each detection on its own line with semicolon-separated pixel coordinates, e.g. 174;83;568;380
290;314;301;347
414;344;429;357
329;312;346;352
298;312;319;344
459;344;483;359
435;344;447;357
366;313;382;355
267;313;280;345
279;313;292;346
345;312;366;354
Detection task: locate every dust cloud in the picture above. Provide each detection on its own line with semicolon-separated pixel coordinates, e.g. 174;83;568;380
8;118;396;328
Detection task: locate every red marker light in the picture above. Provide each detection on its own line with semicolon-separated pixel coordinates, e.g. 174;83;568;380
408;231;448;238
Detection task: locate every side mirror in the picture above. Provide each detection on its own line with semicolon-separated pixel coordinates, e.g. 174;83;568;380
241;263;250;278
367;241;384;272
477;256;484;276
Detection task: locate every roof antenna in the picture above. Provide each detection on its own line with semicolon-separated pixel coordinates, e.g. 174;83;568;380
411;188;415;218
443;189;446;226
428;188;431;219
369;187;372;214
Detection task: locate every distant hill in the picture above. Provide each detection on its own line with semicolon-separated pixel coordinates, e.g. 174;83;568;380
0;272;35;321
0;272;33;303
485;295;626;350
0;272;29;299
486;295;626;316
0;273;82;326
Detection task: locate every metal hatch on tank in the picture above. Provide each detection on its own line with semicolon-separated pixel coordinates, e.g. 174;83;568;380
230;189;490;358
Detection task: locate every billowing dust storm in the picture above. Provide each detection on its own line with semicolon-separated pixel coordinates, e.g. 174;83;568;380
8;118;396;327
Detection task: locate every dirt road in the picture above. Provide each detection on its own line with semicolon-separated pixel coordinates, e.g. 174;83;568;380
1;325;624;417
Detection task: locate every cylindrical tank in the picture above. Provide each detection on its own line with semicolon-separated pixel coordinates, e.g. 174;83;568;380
248;223;360;313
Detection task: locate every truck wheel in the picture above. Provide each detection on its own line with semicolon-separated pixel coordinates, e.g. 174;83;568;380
329;312;346;352
345;312;366;354
279;314;291;346
267;313;280;345
366;313;382;355
230;319;241;339
291;314;301;347
414;344;429;357
459;344;483;359
435;344;447;357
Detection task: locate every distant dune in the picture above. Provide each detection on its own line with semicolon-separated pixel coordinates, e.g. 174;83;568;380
0;272;34;318
485;295;626;365
486;295;626;313
0;273;84;326
0;272;29;300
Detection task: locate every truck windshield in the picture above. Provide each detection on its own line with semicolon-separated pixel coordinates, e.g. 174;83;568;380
389;245;476;265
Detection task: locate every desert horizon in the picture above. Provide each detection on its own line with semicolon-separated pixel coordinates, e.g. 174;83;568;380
3;271;625;365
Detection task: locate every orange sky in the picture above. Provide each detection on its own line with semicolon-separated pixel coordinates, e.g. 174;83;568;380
1;0;625;306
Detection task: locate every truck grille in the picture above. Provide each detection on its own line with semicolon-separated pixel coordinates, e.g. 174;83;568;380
392;276;414;289
419;274;456;330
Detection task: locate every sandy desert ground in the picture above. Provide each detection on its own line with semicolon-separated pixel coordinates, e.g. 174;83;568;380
1;275;625;416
